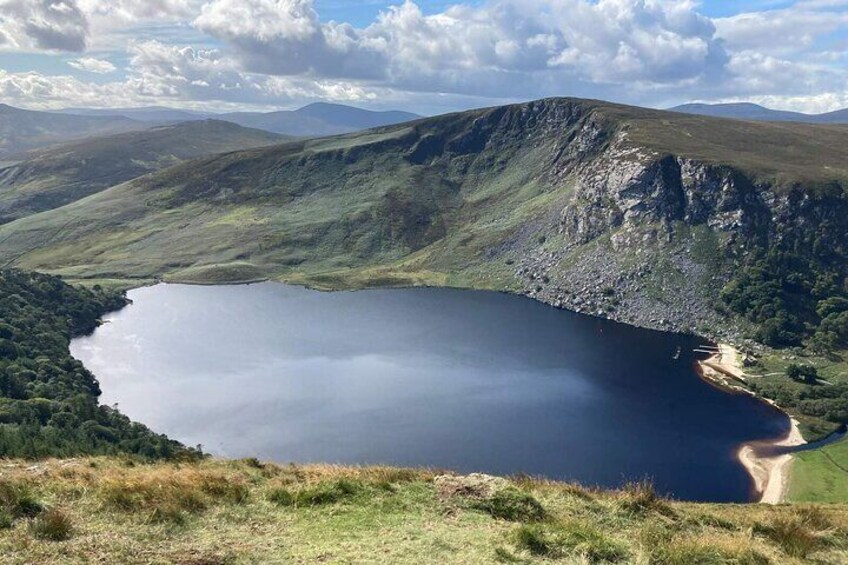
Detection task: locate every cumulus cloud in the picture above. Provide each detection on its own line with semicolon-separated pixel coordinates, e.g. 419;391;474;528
68;56;115;73
715;7;848;53
0;0;89;52
1;0;848;114
77;0;200;23
192;0;728;98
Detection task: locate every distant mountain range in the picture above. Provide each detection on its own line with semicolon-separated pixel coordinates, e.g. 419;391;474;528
0;101;420;163
57;102;422;137
0;104;144;158
670;102;848;124
57;106;211;123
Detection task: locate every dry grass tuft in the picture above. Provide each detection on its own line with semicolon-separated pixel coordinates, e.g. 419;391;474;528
29;508;73;541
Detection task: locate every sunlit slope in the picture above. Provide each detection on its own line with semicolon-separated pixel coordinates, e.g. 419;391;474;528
0;97;846;290
0;120;288;223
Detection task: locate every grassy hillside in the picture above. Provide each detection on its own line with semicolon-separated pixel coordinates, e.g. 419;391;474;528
0;105;143;159
1;457;847;564
0;121;287;223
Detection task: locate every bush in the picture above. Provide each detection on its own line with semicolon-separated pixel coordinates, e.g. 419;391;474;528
787;364;819;384
273;479;366;507
513;523;627;562
0;479;42;519
267;488;295;506
473;488;546;522
755;516;823;558
617;480;672;516
29;508;73;541
650;538;768;565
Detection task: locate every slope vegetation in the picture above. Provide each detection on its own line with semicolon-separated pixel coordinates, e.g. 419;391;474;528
0;120;287;223
2;457;847;564
0;105;143;159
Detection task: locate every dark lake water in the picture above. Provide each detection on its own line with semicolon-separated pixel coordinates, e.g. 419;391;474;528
70;283;790;502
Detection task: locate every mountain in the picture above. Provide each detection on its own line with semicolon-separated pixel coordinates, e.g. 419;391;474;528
217;102;421;137
58;106;213;122
1;96;846;331
0;120;287;223
0;104;144;158
670;102;848;123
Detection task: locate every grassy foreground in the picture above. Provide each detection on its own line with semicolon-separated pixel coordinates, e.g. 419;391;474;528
1;458;847;564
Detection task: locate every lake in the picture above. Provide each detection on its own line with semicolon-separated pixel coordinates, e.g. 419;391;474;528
70;282;790;502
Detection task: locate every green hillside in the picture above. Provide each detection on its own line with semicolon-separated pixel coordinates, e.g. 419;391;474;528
0;120;287;223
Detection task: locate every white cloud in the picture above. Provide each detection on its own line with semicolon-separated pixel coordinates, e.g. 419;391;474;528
191;0;729;100
0;0;89;52
715;8;848;53
68;55;115;73
0;0;847;114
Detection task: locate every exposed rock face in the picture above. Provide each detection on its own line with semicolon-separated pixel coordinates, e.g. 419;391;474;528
502;111;846;341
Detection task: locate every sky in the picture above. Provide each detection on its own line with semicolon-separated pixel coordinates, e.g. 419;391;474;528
0;0;846;115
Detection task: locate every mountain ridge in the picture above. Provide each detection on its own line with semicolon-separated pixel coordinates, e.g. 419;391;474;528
670;102;848;124
0;105;145;158
53;102;422;137
0;120;288;223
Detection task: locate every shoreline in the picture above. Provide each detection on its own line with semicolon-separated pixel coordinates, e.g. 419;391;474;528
697;343;806;504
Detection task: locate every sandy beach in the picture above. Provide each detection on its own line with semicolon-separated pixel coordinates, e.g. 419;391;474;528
697;343;806;504
738;419;805;504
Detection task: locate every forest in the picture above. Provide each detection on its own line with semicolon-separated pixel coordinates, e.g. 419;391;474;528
0;269;194;458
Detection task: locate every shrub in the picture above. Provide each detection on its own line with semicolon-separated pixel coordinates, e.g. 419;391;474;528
268;488;295;506
147;504;188;526
755;516;822;558
29;508;73;541
300;479;364;505
787;364;819;384
514;523;627;562
650;538;768;565
272;479;366;507
0;479;43;519
473;488;546;522
200;475;249;504
617;480;672;516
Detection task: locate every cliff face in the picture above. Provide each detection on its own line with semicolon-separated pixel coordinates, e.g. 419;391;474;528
491;104;848;339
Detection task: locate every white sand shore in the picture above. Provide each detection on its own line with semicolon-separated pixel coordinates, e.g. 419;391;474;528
697;343;805;503
738;419;805;504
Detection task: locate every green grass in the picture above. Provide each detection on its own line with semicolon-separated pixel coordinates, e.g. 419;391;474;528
1;457;847;564
789;438;848;503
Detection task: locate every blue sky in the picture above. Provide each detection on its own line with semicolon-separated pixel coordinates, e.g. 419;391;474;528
0;0;846;114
